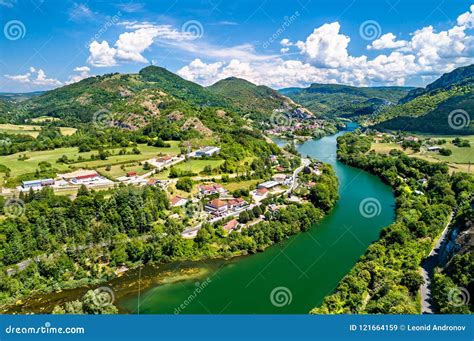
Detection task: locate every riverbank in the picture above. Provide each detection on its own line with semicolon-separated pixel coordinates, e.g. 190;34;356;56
312;132;472;314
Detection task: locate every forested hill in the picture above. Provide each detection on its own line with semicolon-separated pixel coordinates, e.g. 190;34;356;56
0;66;309;128
1;66;238;127
207;77;298;116
279;83;411;118
374;64;474;134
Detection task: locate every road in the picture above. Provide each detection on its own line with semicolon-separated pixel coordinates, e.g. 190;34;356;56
181;158;310;238
420;211;454;314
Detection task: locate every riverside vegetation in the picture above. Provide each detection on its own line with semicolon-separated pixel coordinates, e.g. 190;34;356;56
311;132;473;314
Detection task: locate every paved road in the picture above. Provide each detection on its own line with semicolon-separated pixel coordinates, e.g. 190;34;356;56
420;212;454;314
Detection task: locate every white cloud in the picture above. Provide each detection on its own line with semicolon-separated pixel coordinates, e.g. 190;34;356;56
87;23;204;67
66;66;92;84
368;33;407;50
179;4;474;88
5;67;62;86
5;72;31;83
87;41;118;67
457;4;474;28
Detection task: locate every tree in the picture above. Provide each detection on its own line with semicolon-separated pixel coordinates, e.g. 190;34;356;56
176;177;193;192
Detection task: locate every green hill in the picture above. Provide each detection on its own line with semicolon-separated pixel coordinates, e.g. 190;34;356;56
208;77;297;116
3;66;237;127
279;83;411;118
375;64;474;134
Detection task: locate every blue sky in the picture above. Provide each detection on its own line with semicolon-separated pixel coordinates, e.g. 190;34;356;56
1;0;473;92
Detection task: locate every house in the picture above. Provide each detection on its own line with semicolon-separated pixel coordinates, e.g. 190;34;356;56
418;178;428;185
170;195;188;207
272;174;287;183
275;166;285;172
127;171;137;177
205;199;229;215
227;198;247;210
199;183;226;196
258;181;280;189
157;155;173;164
427;146;441;152
255;187;269;196
414;190;425;196
195;146;221;157
223;219;239;232
405;136;419;142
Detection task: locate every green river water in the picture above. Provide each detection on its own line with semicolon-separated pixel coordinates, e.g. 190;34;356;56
6;125;395;314
117;125;396;314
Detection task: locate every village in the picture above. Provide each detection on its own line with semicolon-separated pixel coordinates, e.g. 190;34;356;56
5;142;321;239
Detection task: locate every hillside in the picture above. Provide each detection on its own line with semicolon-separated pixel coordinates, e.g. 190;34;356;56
279;83;411;118
0;67;245;130
375;64;474;134
207;77;297;116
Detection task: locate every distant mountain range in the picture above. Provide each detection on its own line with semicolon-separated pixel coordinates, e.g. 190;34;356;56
1;63;472;135
280;83;412;118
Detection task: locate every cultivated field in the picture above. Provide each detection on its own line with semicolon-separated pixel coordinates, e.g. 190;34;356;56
0;123;77;137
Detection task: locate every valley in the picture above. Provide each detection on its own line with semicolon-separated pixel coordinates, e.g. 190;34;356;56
0;64;472;316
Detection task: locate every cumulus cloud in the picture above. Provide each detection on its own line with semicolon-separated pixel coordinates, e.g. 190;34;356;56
5;68;62;87
368;33;407;50
178;5;474;88
66;66;92;84
457;4;474;28
87;23;205;67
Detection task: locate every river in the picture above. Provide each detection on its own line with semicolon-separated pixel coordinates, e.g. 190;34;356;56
6;125;395;314
117;124;396;314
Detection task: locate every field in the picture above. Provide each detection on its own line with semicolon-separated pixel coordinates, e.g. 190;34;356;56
0;124;77;137
0;142;181;185
29;116;61;123
154;159;225;179
371;135;474;173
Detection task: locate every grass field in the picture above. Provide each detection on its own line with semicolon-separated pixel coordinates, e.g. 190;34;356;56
223;179;262;192
154;159;225;180
371;136;473;173
0;124;77;137
97;162;151;178
0;142;181;185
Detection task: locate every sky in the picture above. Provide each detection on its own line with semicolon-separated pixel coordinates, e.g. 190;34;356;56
0;0;473;92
